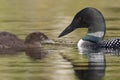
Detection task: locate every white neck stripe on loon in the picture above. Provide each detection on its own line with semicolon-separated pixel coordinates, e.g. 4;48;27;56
87;31;104;38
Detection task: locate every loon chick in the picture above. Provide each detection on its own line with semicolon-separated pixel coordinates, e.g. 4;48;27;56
58;7;120;51
0;32;54;50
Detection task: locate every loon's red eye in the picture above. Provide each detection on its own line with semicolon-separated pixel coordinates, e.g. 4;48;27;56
77;17;81;23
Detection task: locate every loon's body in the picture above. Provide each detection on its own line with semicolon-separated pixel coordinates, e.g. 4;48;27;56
99;38;120;49
58;7;120;52
77;38;120;50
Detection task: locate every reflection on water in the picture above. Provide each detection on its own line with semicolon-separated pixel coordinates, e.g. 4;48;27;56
0;47;76;80
25;48;48;60
74;48;120;80
73;49;106;80
66;48;120;80
0;43;120;80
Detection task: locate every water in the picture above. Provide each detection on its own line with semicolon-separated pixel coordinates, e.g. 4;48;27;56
0;0;120;80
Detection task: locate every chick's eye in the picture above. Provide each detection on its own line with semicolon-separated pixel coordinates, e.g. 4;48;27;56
77;17;81;23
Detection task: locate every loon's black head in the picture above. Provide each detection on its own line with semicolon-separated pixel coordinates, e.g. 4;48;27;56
58;7;106;39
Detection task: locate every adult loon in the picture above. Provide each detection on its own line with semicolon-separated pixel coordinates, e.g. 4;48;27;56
0;32;54;50
58;7;120;51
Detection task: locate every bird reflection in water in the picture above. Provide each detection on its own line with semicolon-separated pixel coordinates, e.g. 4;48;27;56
73;48;120;80
73;51;106;80
25;48;48;60
0;47;48;60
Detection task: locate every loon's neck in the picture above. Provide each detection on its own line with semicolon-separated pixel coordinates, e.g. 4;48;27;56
82;20;106;43
86;11;106;40
82;35;102;43
82;31;105;43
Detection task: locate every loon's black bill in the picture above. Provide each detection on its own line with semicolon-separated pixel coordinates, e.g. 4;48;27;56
58;25;76;38
58;17;81;37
